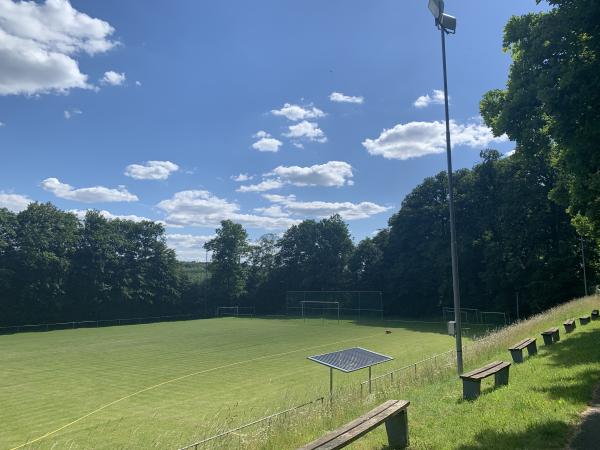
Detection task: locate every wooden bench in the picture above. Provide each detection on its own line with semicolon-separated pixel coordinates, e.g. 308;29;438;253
508;337;537;363
592;310;599;321
579;315;591;325
541;327;560;345
298;400;409;450
459;361;511;400
564;318;576;333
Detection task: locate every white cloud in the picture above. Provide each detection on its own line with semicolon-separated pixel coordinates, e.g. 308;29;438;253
156;190;298;230
271;161;353;187
264;194;390;220
231;173;253;182
166;233;215;261
63;108;82;119
101;70;125;86
253;205;288;218
505;149;516;157
271;103;325;121
237;179;285;193
284;120;327;143
124;160;179;180
41;177;138;203
413;89;446;108
0;0;117;96
329;92;364;104
69;208;157;223
0;192;32;212
238;161;354;193
362;119;508;160
0;121;5;127
135;80;141;86
252;130;283;152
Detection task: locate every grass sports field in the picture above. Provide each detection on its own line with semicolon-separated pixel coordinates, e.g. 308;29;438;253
0;316;484;449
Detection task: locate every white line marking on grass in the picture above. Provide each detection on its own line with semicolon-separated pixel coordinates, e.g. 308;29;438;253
10;331;383;449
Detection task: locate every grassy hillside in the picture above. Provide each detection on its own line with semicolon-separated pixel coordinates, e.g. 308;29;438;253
259;295;600;450
1;316;487;449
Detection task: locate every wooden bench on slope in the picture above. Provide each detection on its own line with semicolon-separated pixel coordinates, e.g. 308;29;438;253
579;315;591;325
592;310;599;321
298;400;410;450
459;361;511;401
563;318;576;333
541;327;560;345
508;337;537;363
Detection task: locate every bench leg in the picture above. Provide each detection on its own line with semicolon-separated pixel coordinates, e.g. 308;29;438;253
462;379;481;401
527;341;537;357
385;409;409;449
542;334;553;345
495;366;510;387
554;330;560;342
510;349;524;363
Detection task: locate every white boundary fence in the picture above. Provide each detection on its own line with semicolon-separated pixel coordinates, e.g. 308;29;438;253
0;313;201;335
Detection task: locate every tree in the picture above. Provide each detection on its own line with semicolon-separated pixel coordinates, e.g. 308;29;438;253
204;220;249;305
480;0;600;247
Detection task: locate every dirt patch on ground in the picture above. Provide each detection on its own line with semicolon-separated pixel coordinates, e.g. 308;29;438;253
566;381;600;450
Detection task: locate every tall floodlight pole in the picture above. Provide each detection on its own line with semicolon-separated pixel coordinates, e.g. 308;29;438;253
428;0;462;374
580;237;588;296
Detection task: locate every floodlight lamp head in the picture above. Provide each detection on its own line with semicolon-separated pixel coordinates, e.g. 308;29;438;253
440;13;456;33
428;0;444;20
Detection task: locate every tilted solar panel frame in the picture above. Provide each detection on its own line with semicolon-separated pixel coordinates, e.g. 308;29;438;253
308;347;393;373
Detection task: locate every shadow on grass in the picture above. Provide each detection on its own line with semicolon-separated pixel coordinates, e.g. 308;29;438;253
451;420;573;450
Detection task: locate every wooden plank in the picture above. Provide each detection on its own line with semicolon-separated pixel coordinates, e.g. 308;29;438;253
298;400;408;450
316;402;409;450
460;361;508;380
563;319;575;325
542;327;558;335
509;338;534;351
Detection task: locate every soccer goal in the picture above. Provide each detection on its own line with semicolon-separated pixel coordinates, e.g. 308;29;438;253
301;301;340;323
442;307;481;324
286;291;383;320
216;306;255;317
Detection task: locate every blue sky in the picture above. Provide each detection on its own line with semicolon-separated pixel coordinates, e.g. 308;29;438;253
0;0;546;260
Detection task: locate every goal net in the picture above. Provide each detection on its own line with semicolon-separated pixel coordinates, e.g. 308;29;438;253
216;306;255;317
442;307;481;324
301;301;340;322
286;291;383;320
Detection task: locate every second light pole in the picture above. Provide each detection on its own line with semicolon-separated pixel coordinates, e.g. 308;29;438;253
428;0;463;374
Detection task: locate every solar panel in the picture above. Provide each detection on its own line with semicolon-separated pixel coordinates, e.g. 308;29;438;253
308;347;393;373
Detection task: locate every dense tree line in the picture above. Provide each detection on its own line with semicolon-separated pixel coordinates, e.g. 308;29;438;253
0;205;201;326
205;150;596;318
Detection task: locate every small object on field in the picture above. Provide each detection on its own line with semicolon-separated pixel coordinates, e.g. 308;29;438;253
385;330;392;334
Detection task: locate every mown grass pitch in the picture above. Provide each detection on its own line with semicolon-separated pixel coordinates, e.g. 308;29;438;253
0;317;474;449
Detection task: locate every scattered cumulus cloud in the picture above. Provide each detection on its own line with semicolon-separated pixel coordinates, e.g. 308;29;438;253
329;92;364;104
101;70;125;86
252;130;283;152
63;108;82;119
271;103;325;121
231;173;253;182
124;160;179;180
41;177;138;203
156;190;298;230
69;208;158;223
413;89;446;108
505;149;516;157
284;120;327;144
362;119;508;160
0;192;32;212
0;0;117;96
135;80;142;86
237;179;284;193
264;194;390;221
238;161;353;193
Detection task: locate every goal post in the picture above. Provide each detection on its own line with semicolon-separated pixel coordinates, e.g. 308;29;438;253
286;291;383;320
300;301;340;323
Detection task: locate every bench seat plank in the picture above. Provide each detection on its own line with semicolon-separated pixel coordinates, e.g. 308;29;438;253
299;400;409;450
509;338;535;351
541;327;559;335
460;361;509;380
